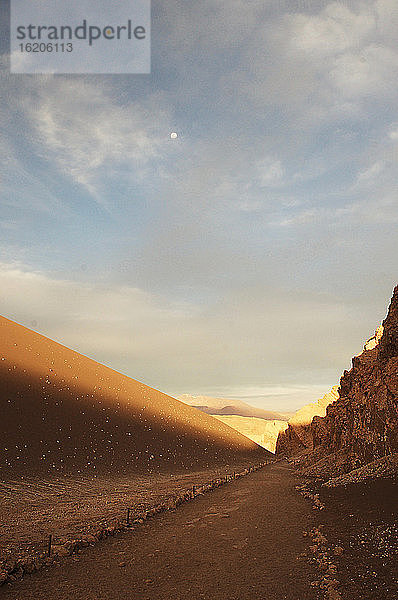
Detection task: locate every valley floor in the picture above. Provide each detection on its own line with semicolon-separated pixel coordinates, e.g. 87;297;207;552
2;462;396;599
0;461;258;570
1;463;320;600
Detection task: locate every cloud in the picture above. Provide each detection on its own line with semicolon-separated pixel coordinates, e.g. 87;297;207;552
1;1;398;413
389;126;398;140
256;157;285;188
288;2;374;55
330;45;398;99
21;79;173;201
0;123;69;217
0;261;385;410
356;160;385;183
210;1;398;134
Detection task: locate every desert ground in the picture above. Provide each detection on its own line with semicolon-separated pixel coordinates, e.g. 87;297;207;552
2;462;396;600
178;394;286;420
0;316;269;590
1;303;397;599
0;461;265;573
303;470;398;600
0;463;321;600
178;395;289;452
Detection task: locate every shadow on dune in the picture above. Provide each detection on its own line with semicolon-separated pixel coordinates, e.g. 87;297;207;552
0;316;269;479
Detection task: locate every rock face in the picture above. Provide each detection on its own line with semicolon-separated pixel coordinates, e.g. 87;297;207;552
278;286;398;479
276;386;340;456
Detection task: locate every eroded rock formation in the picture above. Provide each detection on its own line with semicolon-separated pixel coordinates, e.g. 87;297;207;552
277;286;398;480
276;386;339;456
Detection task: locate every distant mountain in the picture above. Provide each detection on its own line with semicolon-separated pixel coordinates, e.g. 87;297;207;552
178;394;286;421
0;317;269;478
212;415;288;453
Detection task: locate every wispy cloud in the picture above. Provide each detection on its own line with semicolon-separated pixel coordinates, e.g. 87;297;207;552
20;79;173;202
256;157;285;188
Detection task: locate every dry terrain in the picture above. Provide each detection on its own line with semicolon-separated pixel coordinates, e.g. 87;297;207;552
0;463;321;600
0;315;269;585
303;473;398;600
0;461;264;576
211;415;287;453
178;394;285;420
0;316;267;480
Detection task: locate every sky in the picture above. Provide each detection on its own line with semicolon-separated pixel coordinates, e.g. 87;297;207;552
0;0;397;412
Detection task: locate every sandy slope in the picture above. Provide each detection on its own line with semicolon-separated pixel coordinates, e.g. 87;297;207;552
211;415;288;453
0;316;268;478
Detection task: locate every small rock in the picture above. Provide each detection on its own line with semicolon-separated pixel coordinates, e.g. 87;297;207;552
12;567;23;580
22;561;36;574
54;545;70;558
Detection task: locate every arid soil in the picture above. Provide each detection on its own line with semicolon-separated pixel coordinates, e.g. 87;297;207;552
296;474;398;600
0;461;262;573
319;476;398;600
2;462;394;599
0;463;321;600
179;394;286;420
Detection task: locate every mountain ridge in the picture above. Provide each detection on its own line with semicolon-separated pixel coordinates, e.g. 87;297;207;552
178;394;286;421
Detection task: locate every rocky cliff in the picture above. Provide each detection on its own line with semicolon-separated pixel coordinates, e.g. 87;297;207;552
277;286;398;480
276;386;339;456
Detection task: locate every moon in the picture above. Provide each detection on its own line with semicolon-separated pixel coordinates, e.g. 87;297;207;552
170;132;178;139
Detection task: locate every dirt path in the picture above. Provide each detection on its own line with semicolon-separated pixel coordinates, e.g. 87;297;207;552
0;463;319;600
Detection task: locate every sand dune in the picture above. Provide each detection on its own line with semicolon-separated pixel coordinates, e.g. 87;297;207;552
0;317;268;478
